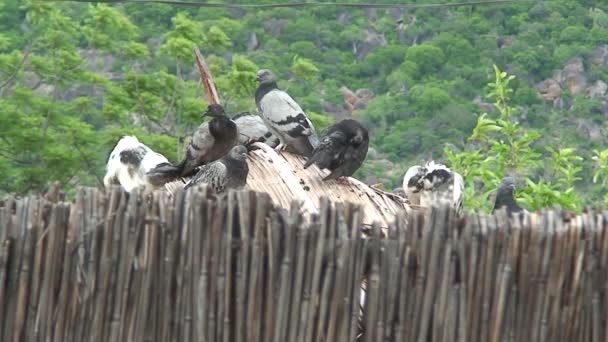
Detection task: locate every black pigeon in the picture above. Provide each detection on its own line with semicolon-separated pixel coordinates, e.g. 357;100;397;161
492;176;523;214
184;145;249;193
255;69;319;157
303;119;369;181
147;104;238;184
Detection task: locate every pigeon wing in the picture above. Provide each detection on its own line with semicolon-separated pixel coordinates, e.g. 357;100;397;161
187;121;215;166
303;130;347;170
322;138;368;180
184;161;227;193
259;90;315;138
452;172;465;216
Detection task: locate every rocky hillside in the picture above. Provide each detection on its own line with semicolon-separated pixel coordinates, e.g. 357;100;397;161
1;1;608;205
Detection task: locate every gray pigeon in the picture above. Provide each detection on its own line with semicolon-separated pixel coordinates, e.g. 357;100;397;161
184;145;249;193
492;176;524;214
254;69;319;157
147;104;238;184
233;113;280;148
303;119;369;182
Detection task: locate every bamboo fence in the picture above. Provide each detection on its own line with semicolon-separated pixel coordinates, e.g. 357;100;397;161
0;186;606;342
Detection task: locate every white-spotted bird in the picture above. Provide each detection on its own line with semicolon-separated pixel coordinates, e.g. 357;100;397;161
184;145;249;193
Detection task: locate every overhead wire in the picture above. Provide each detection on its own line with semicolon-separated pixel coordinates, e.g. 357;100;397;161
40;0;541;9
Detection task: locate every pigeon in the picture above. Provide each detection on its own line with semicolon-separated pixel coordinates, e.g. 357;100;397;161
492;176;524;214
392;187;406;197
402;164;425;206
233;113;280;148
184;145;249;193
103;135;170;193
402;161;465;216
147;104;238;184
254;69;319;157
303;119;369;182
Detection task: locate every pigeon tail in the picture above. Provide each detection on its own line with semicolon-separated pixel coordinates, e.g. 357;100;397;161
303;157;314;169
146;162;184;186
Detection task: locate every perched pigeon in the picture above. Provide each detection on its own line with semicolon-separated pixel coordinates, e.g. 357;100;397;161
492;176;524;214
233;113;280;148
402;165;425;206
392;187;406;197
103;136;170;193
402;161;465;216
303;119;369;182
184;145;249;193
147;104;238;184
254;69;319;157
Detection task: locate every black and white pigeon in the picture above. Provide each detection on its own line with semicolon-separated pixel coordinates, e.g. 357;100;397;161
103;136;170;193
402;164;426;206
303;119;369;182
402;161;465;216
184;145;249;193
233;113;280;148
147;104;238;184
492;176;524;214
254;69;319;157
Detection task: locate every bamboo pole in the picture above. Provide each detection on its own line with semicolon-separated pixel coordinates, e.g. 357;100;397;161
0;189;607;342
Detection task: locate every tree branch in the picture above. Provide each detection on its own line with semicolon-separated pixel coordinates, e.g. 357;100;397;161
0;46;31;93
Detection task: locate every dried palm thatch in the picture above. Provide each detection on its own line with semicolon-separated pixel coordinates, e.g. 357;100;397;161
165;143;410;230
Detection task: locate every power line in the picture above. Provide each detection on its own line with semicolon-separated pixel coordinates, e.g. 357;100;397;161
41;0;540;9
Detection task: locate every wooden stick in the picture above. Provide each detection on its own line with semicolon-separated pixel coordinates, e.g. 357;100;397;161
194;47;220;105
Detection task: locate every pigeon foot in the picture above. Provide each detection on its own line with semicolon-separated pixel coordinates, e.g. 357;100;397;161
336;176;351;185
244;138;261;152
274;143;286;152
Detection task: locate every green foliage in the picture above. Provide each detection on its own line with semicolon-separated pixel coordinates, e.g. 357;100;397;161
308;111;334;132
83;4;138;51
592;149;608;206
445;66;584;212
0;0;606;210
206;25;231;50
405;44;446;78
221;55;258;108
160;12;204;62
291;56;319;82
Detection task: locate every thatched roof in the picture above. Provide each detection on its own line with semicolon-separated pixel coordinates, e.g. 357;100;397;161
166;143;410;228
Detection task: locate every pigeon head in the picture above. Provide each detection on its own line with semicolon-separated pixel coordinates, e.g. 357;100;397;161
256;69;275;84
497;176;522;196
350;128;368;146
418;168;453;191
203;104;226;118
228;145;248;162
493;176;524;214
499;176;518;190
404;165;426;193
